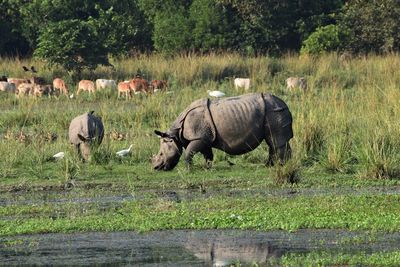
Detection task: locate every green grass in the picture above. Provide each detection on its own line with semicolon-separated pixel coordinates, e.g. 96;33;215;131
277;251;400;266
0;193;400;235
2;53;400;182
1;194;400;236
1;53;400;249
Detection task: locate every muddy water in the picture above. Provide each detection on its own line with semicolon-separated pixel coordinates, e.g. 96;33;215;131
1;229;400;266
2;185;400;207
2;187;400;265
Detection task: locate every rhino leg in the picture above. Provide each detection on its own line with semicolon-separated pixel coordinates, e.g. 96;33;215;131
184;140;213;168
202;146;214;169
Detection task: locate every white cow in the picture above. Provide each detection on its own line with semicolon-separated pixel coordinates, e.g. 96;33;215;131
7;78;30;89
286;77;307;92
234;78;251;91
0;81;16;93
95;79;117;90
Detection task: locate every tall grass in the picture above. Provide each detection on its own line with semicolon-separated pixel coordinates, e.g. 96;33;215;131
1;53;400;181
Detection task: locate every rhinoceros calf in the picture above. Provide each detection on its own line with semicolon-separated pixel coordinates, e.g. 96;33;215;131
152;92;293;170
69;111;104;161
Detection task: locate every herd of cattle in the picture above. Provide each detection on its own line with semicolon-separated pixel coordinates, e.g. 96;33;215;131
0;71;308;99
0;74;169;99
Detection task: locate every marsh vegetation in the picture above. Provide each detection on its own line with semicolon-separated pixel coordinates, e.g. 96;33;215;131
1;53;400;265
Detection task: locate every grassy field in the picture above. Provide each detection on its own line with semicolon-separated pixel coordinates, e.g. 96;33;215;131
1;53;400;264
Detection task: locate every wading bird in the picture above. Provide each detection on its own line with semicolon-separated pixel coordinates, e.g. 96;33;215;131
207;90;225;98
116;144;133;157
51;152;65;161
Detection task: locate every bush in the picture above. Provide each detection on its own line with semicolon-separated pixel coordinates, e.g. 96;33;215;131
300;25;342;55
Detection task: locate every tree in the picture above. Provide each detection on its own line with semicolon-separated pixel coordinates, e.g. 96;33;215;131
295;0;344;42
152;7;193;55
27;1;150;74
216;0;344;54
34;19;110;75
137;0;193;55
0;0;30;56
340;0;400;53
189;0;239;52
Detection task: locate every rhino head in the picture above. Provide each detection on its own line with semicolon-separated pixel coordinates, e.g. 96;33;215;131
77;134;99;162
152;130;183;171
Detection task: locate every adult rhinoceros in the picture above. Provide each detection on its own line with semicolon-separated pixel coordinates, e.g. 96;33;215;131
69;111;104;161
152;92;293;170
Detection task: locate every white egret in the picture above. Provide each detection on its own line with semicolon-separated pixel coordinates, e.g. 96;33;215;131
207;90;225;98
52;152;65;160
116;144;133;157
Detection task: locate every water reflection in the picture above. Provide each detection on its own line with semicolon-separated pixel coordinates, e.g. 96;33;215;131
1;229;400;266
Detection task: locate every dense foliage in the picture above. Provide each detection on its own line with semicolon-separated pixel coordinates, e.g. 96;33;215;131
300;24;343;55
2;0;400;71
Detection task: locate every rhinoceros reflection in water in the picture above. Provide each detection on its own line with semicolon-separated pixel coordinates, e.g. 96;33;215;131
184;233;284;266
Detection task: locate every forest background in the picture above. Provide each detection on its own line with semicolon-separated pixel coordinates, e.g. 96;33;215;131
2;0;400;73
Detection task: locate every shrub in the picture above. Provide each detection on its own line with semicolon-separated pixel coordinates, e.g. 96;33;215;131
300;25;342;55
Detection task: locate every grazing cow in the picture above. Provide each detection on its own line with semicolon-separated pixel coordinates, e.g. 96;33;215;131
53;78;69;96
0;82;16;93
17;83;34;97
32;84;54;97
339;52;352;63
77;80;95;95
7;78;31;89
150;79;168;92
30;76;46;85
286;77;307;92
95;79;117;90
117;81;132;99
129;78;150;94
234;78;251;91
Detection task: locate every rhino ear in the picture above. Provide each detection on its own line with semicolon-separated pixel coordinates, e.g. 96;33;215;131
154;130;169;138
78;134;87;142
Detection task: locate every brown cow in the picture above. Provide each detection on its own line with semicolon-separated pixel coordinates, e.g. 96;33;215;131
16;83;34;97
150;79;168;92
117;81;132;99
32;84;54;97
53;78;69;96
77;80;95;95
129;78;150;94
